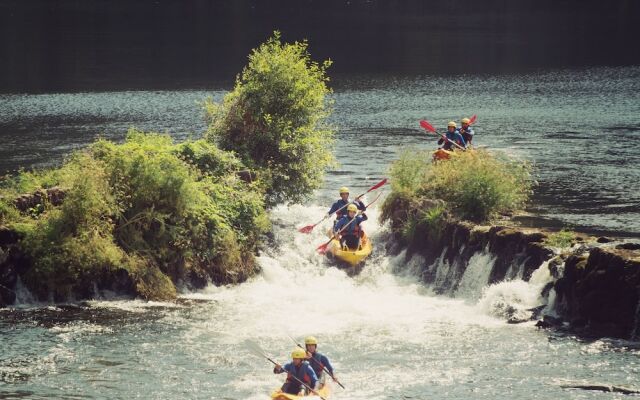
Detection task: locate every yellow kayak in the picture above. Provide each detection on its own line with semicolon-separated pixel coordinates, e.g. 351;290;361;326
327;232;372;267
270;385;331;400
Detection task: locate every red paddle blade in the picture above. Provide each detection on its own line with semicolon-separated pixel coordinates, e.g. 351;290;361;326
298;224;315;234
367;178;388;192
316;241;330;254
469;114;477;124
419;120;436;133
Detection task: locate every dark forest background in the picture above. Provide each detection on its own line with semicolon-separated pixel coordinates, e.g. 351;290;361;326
1;0;638;93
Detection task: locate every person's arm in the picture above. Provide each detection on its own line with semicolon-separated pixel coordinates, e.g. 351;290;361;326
321;355;334;376
306;364;318;389
274;363;287;374
355;199;366;211
327;201;339;215
333;218;344;233
456;132;467;148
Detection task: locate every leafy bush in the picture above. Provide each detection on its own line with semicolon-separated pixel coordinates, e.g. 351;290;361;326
424;150;532;222
544;229;576;248
381;148;532;242
1;130;270;301
205;32;335;206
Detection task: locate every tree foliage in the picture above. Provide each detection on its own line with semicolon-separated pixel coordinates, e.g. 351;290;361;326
205;32;335;206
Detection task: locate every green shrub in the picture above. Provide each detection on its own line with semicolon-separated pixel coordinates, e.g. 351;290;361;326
1;130;270;301
545;229;576;248
424;149;531;222
205;32;335;206
381;148;532;242
174;139;244;178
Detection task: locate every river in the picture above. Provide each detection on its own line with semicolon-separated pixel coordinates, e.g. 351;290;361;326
1;67;640;398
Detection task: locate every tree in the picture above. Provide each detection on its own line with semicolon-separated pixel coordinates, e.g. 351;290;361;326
205;32;335;206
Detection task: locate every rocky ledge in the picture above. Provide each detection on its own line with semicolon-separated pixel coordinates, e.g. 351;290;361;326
391;219;640;340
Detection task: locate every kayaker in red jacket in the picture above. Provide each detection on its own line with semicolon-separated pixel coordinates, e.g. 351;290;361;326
334;204;368;249
273;348;318;395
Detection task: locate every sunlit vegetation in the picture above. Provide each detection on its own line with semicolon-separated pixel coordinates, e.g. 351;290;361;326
1;130;269;301
544;229;576;249
0;33;338;302
381;148;532;243
205;31;335;206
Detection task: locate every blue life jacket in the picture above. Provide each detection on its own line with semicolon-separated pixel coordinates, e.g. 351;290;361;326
277;361;318;390
334;214;367;236
439;129;466;150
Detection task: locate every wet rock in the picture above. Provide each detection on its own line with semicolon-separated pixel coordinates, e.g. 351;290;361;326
535;315;563;329
12;187;66;212
554;247;640;339
616;242;640;251
596;236;613;243
561;384;640;395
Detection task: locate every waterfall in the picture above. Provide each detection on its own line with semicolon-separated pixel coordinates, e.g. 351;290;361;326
14;276;37;306
476;260;554;321
455;248;496;301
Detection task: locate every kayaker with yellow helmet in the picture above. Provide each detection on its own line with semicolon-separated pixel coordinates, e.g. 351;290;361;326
438;121;467;151
333;203;368;250
459;117;475;145
304;336;338;389
327;186;366;227
273;348;318;395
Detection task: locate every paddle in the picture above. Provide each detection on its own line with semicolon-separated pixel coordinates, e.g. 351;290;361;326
246;340;327;400
315;192;382;255
298;178;388;234
287;335;345;389
419;120;466;151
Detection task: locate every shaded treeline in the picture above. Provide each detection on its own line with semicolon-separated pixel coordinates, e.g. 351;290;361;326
0;0;638;93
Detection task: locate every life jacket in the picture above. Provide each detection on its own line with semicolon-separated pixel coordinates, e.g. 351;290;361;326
286;362;313;386
341;216;362;237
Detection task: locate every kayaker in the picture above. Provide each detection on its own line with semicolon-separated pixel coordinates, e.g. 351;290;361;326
437;121;466;151
273;348;318;395
334;203;368;250
304;336;338;389
459;117;475;145
327;186;366;228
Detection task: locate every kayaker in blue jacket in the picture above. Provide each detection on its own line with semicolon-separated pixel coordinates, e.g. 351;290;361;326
334;203;368;249
459;117;475;145
327;186;366;228
273;348;318;395
304;336;339;389
438;121;467;151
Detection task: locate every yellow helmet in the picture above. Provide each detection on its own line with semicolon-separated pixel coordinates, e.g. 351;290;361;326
461;117;471;124
447;121;457;128
347;204;358;212
304;336;318;345
291;348;307;359
339;186;349;194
